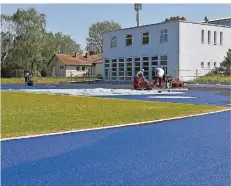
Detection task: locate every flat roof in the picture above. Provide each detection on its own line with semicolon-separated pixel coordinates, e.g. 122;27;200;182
205;17;231;22
104;19;231;34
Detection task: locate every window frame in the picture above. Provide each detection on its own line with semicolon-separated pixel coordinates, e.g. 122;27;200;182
142;32;149;45
201;62;204;68
126;34;132;46
201;30;204;43
160;29;168;43
208;30;211;44
220;32;223;45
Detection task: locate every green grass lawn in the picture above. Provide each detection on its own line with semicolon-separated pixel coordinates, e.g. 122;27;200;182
191;75;231;84
1;91;226;138
0;77;99;85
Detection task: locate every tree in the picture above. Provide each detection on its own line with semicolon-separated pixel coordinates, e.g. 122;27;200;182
163;16;186;23
85;21;121;53
1;8;82;77
219;49;231;75
210;49;231;76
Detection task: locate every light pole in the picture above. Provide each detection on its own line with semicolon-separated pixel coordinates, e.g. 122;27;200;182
134;4;142;27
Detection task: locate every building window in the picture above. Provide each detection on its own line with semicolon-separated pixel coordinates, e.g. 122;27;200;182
104;59;110;79
214;31;217;45
126;34;132;46
207;62;210;68
208;30;211;44
111;58;117;80
160;56;167;66
76;66;80;71
82;66;86;71
201;62;204;68
220;32;223;45
142;32;149;44
60;65;65;69
126;58;132;80
214;62;217;67
119;58;124;80
134;57;140;74
201;30;204;43
160;56;168;75
111;36;117;48
160;29;168;43
143;57;149;77
151;56;158;66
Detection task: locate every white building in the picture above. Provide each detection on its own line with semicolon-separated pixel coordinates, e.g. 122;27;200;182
103;18;231;81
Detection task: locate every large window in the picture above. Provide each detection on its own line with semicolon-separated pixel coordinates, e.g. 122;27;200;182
160;29;168;43
111;58;117;80
201;62;204;68
143;57;149;77
142;32;149;44
104;59;110;80
111;36;117;48
119;58;125;80
208;30;211;44
214;62;217;67
160;55;168;74
220;32;223;45
207;62;210;68
126;34;132;46
134;57;141;74
151;56;158;78
201;30;204;43
214;31;217;45
151;56;158;66
126;58;132;80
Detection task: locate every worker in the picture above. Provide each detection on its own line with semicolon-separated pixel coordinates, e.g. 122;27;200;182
136;69;147;81
155;67;165;87
24;72;30;86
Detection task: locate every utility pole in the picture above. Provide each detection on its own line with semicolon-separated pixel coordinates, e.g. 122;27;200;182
134;4;142;27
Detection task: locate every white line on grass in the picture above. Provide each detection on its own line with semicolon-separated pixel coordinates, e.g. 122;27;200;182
1;108;231;142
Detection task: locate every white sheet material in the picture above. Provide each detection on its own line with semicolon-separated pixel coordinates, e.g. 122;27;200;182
15;88;186;96
148;96;197;99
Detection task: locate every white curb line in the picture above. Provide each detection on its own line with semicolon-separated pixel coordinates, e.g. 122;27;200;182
1;108;230;142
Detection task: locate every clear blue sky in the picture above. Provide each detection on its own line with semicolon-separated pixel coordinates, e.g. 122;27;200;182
1;4;231;50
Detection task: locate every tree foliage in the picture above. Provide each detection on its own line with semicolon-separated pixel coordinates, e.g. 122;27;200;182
164;16;186;23
210;49;231;76
1;8;81;77
85;21;121;53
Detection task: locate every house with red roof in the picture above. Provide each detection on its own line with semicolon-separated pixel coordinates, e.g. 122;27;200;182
47;52;102;77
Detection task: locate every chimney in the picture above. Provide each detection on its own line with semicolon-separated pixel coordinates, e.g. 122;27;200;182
204;16;209;23
85;52;88;58
74;52;77;58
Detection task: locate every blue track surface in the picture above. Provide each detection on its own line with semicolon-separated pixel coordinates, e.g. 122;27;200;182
1;84;231;186
2;111;230;186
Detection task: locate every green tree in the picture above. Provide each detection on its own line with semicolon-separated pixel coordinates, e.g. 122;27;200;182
210;49;231;76
85;21;121;53
164;16;186;23
1;8;82;77
220;49;231;75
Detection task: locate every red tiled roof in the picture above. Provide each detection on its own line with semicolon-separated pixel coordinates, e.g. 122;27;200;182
55;53;102;65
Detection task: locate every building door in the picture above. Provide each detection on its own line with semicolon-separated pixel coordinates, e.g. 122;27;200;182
105;68;110;80
52;66;56;77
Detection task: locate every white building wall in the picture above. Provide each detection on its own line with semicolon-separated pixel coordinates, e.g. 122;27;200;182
179;22;231;81
65;65;91;77
103;22;180;81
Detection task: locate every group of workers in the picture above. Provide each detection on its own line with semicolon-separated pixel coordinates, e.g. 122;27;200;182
136;66;165;87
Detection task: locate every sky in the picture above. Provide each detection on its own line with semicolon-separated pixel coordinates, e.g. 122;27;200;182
1;4;231;50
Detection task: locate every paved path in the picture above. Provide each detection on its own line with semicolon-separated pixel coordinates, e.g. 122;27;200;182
2;111;230;186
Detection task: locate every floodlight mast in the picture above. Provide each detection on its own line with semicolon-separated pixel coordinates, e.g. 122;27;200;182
134;4;142;27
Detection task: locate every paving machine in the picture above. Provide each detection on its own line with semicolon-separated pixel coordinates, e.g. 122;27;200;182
133;76;184;90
